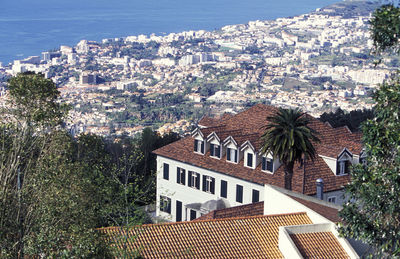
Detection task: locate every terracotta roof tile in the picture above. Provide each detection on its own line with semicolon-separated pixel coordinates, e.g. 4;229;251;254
195;202;264;221
196;193;341;223
287;195;341;223
290;232;350;259
100;212;313;258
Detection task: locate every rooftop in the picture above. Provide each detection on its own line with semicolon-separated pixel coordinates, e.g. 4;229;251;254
154;104;361;195
100;212;312;258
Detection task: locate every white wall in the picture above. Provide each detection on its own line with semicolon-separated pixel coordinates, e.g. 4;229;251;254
156;155;264;222
264;185;340;224
313;189;347;206
320;155;337;174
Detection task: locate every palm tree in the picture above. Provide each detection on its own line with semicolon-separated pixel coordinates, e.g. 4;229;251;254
260;108;320;190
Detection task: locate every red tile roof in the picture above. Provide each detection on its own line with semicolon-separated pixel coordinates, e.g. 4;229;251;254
154;104;362;195
290;232;350;259
100;212;313;258
195;201;264;221
196;193;341;223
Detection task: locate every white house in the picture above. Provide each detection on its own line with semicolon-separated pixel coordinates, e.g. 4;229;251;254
154;104;364;222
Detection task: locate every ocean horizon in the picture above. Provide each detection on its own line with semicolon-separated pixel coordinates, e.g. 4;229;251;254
0;0;340;65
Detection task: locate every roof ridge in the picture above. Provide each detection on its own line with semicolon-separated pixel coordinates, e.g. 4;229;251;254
97;212;308;231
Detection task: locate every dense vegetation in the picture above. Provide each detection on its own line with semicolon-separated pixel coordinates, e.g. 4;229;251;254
319;107;374;132
0;73;179;258
338;4;400;257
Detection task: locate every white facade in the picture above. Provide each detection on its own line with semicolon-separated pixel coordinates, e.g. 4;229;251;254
156;155;264;222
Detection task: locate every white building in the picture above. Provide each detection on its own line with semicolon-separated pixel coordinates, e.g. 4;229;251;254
154;104;364;222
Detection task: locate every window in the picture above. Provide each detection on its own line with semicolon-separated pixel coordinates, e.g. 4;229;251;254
176;167;186;185
236;184;243;203
163;163;169;180
327;196;337;204
202;175;215;194
227;148;238;163
194;139;205;154
160;196;171;214
262;157;273;172
210;144;221;158
190;209;197;220
188;171;200;189
176;200;182;222
221;180;227;198
336;151;352;176
252;189;260;203
247;153;253;167
337;160;351;175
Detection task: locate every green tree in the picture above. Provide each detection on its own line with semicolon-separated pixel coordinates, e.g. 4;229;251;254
337;5;400;257
0;73;109;258
260;108;319;190
6;72;68;127
370;4;400;55
339;76;400;257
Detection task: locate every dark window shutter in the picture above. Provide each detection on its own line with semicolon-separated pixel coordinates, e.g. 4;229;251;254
336;160;340;175
345;161;350;174
267;159;273;172
190;209;197;220
182;169;186;185
160;197;164;211
196;173;200;189
202;175;207;191
236;185;243;203
235;150;238;162
188;171;192;187
221;180;227;198
194;140;198;152
176;200;182;222
163;163;169;180
167;198;171;213
201;141;204;153
247;153;253;167
210;144;214;156
216;145;221;158
252;189;260;203
176;167;180;183
210;177;215;194
262;157;266;170
227;148;231;161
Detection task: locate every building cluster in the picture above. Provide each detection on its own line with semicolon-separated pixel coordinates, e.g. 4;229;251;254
0;2;389;138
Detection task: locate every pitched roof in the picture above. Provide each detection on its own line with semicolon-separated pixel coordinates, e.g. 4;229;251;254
196;191;341;223
154;104;360;195
195;201;264;221
100;212;313;258
290;232;350;259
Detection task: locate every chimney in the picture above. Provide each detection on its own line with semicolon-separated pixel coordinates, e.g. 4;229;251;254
316;178;324;200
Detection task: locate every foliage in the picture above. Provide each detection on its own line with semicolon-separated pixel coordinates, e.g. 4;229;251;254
319;107;374;132
6;72;68;127
260;108;319;190
370;4;400;54
339;75;400;257
0;73;176;257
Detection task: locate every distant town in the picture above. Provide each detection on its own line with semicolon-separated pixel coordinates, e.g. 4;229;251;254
0;1;393;137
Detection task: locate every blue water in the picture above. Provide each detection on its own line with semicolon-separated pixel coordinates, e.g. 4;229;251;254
0;0;340;65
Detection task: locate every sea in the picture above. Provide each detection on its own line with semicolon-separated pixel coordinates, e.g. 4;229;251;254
0;0;340;65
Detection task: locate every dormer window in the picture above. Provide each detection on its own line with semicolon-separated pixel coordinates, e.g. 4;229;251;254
262;157;274;173
194;139;205;154
227;148;238;163
247;153;253;167
210;144;221;158
336;149;353;176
